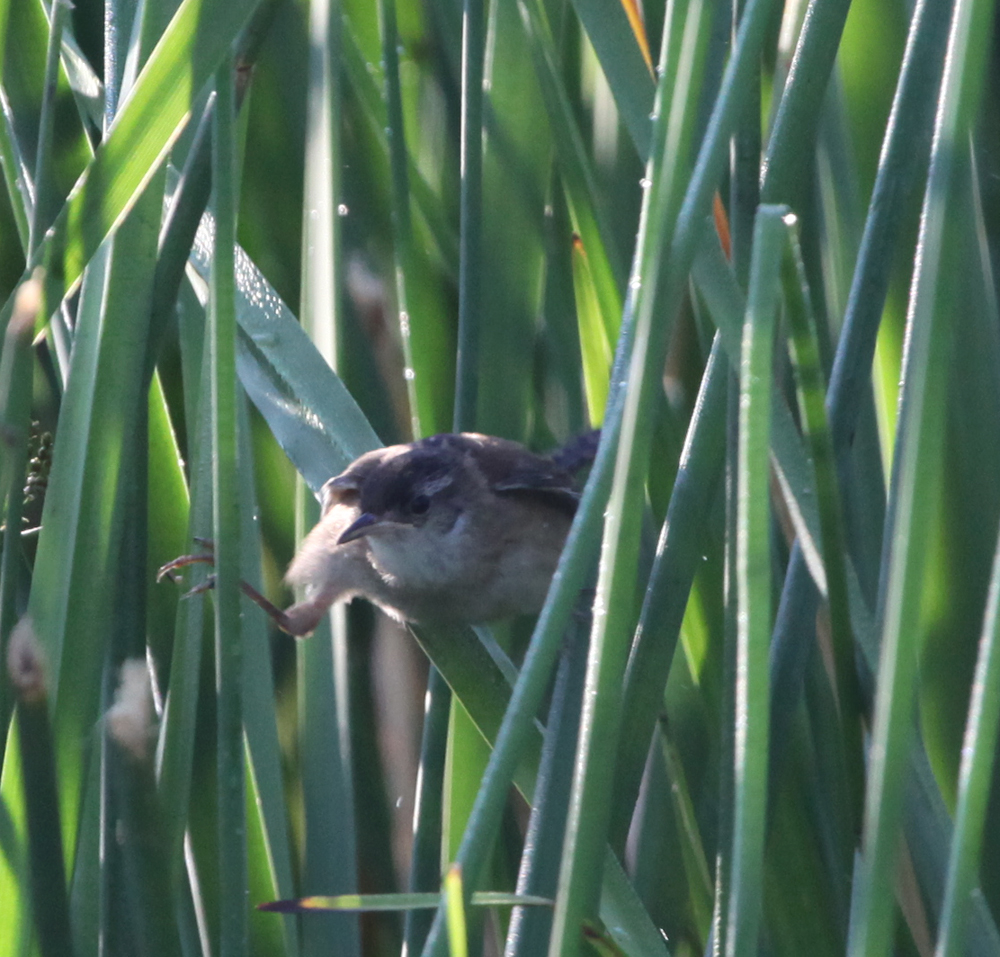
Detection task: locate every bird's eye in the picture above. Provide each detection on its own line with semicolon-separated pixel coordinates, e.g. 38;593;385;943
410;494;431;515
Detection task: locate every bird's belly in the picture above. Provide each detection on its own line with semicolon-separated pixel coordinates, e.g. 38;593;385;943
365;512;571;623
366;534;468;591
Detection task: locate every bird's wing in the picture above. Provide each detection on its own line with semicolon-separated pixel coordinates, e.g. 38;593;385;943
459;434;581;516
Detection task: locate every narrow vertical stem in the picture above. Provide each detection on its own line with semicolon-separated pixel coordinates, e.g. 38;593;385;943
29;0;71;250
454;0;484;432
210;57;247;957
403;667;451;957
724;205;783;957
301;0;343;368
935;517;1000;957
379;0;415;424
713;363;739;957
299;1;361;951
0;276;42;753
729;0;760;285
9;622;73;957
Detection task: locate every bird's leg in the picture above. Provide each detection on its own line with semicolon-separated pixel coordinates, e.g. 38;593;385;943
157;543;318;638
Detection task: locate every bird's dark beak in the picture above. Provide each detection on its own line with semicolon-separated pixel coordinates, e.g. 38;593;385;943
338;512;380;545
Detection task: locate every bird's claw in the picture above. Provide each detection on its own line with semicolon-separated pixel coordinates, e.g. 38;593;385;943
183;573;217;599
156;552;215;584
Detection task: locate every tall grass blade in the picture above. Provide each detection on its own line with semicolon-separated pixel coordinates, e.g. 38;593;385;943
566;0;654;159
8;0;262;308
766;0;955;780
934;522;1000;957
846;0;996;950
782;222;863;824
571;236;612;425
548;0;717;939
184;218;380;485
27;0;71;250
611;336;728;847
404;668;451;957
0;274;41;749
760;0;852;207
723;205;783;957
453;0;483;431
297;2;362;951
210;57;247;957
7;618;73;957
506;621;588;957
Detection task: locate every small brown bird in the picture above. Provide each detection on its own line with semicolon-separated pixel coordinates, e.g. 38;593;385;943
162;432;595;636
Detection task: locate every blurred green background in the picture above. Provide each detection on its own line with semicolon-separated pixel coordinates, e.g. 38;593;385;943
2;0;1000;956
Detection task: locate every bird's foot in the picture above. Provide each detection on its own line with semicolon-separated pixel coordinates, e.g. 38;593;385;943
157;541;309;637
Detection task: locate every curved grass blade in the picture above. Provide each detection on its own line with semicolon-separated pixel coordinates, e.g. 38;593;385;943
10;0;263;310
185;216;381;487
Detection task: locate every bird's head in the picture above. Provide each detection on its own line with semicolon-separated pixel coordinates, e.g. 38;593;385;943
331;440;475;548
